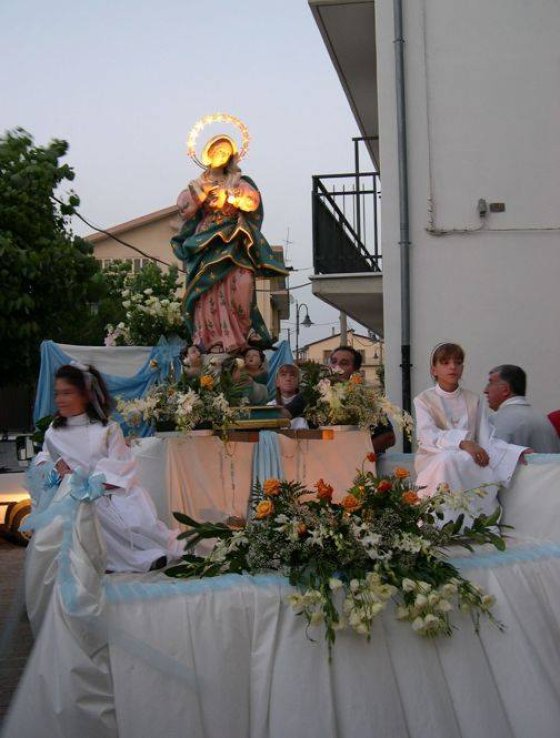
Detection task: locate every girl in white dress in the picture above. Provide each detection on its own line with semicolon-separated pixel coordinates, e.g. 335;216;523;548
33;362;182;572
414;343;527;524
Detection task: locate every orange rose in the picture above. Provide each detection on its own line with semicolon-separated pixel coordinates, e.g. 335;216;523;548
349;373;363;385
263;478;281;496
297;522;307;537
255;500;274;519
200;374;214;390
341;493;362;513
377;480;392;493
314;478;334;501
366;452;377;463
393;466;410;480
401;491;419;506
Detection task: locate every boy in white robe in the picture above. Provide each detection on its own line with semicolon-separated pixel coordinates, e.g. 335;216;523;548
414;343;527;526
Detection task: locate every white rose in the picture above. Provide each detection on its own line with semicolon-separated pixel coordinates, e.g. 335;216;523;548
401;578;416;593
117;322;125;329
414;594;428;608
121;289;130;297
144;288;153;295
122;300;131;308
423;614;440;629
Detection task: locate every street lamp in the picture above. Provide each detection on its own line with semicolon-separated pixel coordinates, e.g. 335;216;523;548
295;302;313;363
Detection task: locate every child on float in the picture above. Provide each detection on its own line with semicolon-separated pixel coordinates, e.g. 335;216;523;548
32;362;183;573
181;344;203;378
414;342;528;525
267;363;308;430
241;347;268;385
221;355;269;405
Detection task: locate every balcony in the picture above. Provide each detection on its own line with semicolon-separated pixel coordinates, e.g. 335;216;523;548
311;152;384;335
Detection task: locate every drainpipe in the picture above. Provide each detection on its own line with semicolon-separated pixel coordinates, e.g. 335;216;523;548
394;0;412;451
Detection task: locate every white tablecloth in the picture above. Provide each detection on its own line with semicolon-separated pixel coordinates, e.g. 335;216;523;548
133;431;375;527
101;550;560;738
5;454;560;738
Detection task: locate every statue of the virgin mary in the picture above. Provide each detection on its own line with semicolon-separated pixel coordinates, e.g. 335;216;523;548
171;118;288;354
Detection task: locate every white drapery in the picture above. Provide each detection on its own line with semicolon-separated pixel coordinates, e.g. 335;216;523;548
5;457;560;738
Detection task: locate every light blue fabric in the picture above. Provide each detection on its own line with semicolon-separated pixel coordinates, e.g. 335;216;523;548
21;469;108;621
69;470;106;502
252;431;284;484
265;342;294;399
249;430;285;517
34;338;293;432
26;460;59;510
104;572;290;604
525;453;560;465
452;541;560;571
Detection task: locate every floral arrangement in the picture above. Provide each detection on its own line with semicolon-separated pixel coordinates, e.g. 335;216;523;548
166;456;504;653
116;368;250;436
300;361;413;434
104;263;188;346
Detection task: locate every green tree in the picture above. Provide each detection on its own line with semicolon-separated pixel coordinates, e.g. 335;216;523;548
0;128;101;387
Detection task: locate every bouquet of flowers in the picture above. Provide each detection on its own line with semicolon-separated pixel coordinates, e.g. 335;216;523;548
117;368;250;436
174;370;250;435
166;456;504;653
300;361;413;434
104;264;188;346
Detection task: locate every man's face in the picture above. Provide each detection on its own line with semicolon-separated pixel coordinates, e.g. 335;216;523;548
329;350;355;380
484;371;511;411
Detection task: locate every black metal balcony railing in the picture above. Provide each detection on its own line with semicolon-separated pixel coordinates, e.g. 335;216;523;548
312;138;381;275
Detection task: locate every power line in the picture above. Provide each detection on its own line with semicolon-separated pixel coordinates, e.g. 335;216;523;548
53;196;311;293
53;195;188;274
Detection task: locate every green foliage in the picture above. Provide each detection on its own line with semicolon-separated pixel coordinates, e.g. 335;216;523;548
103;261;187;346
166;467;505;652
0;128;100;386
376;363;385;390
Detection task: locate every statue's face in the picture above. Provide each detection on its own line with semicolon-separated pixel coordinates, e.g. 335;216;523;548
207;139;233;168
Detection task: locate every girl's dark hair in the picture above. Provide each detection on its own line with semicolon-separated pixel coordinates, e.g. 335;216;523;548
52;364;113;428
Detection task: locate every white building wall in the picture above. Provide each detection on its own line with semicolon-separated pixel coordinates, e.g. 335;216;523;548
376;0;560;419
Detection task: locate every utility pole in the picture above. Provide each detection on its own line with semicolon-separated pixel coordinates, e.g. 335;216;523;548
339;312;348;344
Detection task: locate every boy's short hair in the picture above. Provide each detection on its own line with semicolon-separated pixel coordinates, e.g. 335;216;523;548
430;342;465;367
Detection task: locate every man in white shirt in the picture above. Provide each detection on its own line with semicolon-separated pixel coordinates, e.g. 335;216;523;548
485;365;560;453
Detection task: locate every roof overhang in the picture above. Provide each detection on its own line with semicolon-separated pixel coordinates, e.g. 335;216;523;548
310;272;383;336
309;0;379;169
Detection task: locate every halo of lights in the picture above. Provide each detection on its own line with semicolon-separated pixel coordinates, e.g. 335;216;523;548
187;113;250;168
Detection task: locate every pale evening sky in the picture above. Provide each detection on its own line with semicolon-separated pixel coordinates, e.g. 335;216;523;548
0;0;372;347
